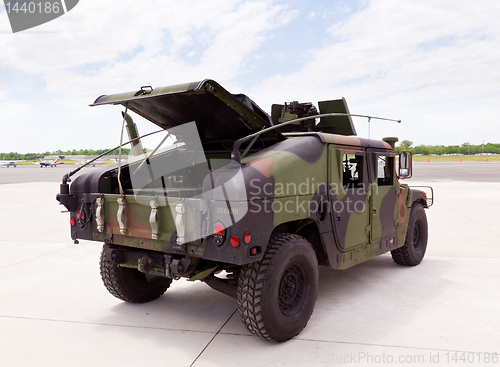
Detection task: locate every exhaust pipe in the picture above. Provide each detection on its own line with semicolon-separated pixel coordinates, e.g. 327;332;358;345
122;112;144;156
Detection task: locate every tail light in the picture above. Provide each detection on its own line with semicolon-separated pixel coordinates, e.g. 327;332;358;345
212;222;225;246
230;235;240;247
213;222;225;235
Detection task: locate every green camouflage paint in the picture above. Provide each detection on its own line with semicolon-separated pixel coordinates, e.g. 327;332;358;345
59;79;429;272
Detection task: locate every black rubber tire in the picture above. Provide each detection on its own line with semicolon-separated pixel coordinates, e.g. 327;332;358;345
237;233;319;342
99;246;172;303
391;203;428;266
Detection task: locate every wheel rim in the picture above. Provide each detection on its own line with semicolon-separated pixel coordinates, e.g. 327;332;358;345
278;264;306;316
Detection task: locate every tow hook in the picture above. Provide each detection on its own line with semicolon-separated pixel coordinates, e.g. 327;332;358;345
170;258;191;280
138;256;154;273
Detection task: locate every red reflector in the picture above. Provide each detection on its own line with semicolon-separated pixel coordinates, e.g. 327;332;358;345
250;247;258;255
70;218;76;226
244;232;251;244
213;222;224;235
80;211;85;220
230;235;239;247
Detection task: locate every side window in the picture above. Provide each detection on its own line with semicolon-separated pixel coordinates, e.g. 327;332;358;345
343;154;364;189
376;155;394;186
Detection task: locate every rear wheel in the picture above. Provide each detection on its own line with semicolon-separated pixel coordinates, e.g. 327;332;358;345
99;246;172;303
237;233;319;342
391;203;428;266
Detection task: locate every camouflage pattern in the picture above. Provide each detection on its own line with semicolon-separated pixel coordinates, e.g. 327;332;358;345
57;80;429;279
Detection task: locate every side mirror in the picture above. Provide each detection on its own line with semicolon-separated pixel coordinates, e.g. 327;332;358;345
398;151;412;179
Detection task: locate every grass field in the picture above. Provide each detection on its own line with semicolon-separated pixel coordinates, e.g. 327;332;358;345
412;155;500;162
17;160;78;166
17;161;45;166
16;159;117;166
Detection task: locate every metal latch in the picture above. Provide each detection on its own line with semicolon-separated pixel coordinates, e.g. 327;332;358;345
175;199;186;245
95;197;105;232
149;197;159;240
117;196;127;235
133;86;153;97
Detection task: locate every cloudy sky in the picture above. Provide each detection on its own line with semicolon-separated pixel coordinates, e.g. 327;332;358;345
1;0;499;153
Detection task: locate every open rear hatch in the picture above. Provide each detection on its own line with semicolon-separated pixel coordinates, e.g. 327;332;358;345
91;79;284;150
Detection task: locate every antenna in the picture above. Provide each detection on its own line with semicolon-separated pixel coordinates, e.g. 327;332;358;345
367;116;399;144
368;117;372;141
232;112;401;162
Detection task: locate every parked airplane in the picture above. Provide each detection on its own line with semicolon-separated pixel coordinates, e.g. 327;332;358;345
36;159;64;167
0;161;18;167
70;157;120;166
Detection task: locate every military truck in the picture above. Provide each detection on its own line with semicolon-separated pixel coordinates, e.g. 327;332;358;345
57;80;432;342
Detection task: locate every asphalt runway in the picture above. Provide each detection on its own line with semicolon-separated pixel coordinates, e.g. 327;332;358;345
2;161;500;184
0;165;103;184
410;161;500;182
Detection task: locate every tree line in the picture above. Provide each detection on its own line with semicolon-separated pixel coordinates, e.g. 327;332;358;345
2;142;499;161
0;148;133;161
395;141;500;155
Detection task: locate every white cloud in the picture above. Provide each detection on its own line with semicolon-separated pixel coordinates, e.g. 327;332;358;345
306;4;348;21
0;101;32;120
250;0;500;145
0;0;296;92
0;99;34;152
1;0;500;152
0;89;32;121
0;0;299;152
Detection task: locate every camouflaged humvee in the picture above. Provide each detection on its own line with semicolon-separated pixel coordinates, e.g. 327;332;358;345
57;80;432;342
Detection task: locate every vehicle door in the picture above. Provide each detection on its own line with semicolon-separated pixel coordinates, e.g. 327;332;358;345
328;145;370;252
367;149;398;249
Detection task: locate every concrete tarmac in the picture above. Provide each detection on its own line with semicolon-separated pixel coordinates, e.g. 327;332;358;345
0;165;97;185
2;161;500;184
0;163;499;366
410;161;500;182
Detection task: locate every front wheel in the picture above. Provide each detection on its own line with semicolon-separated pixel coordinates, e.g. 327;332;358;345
391;203;428;266
99;246;172;303
237;233;319;342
